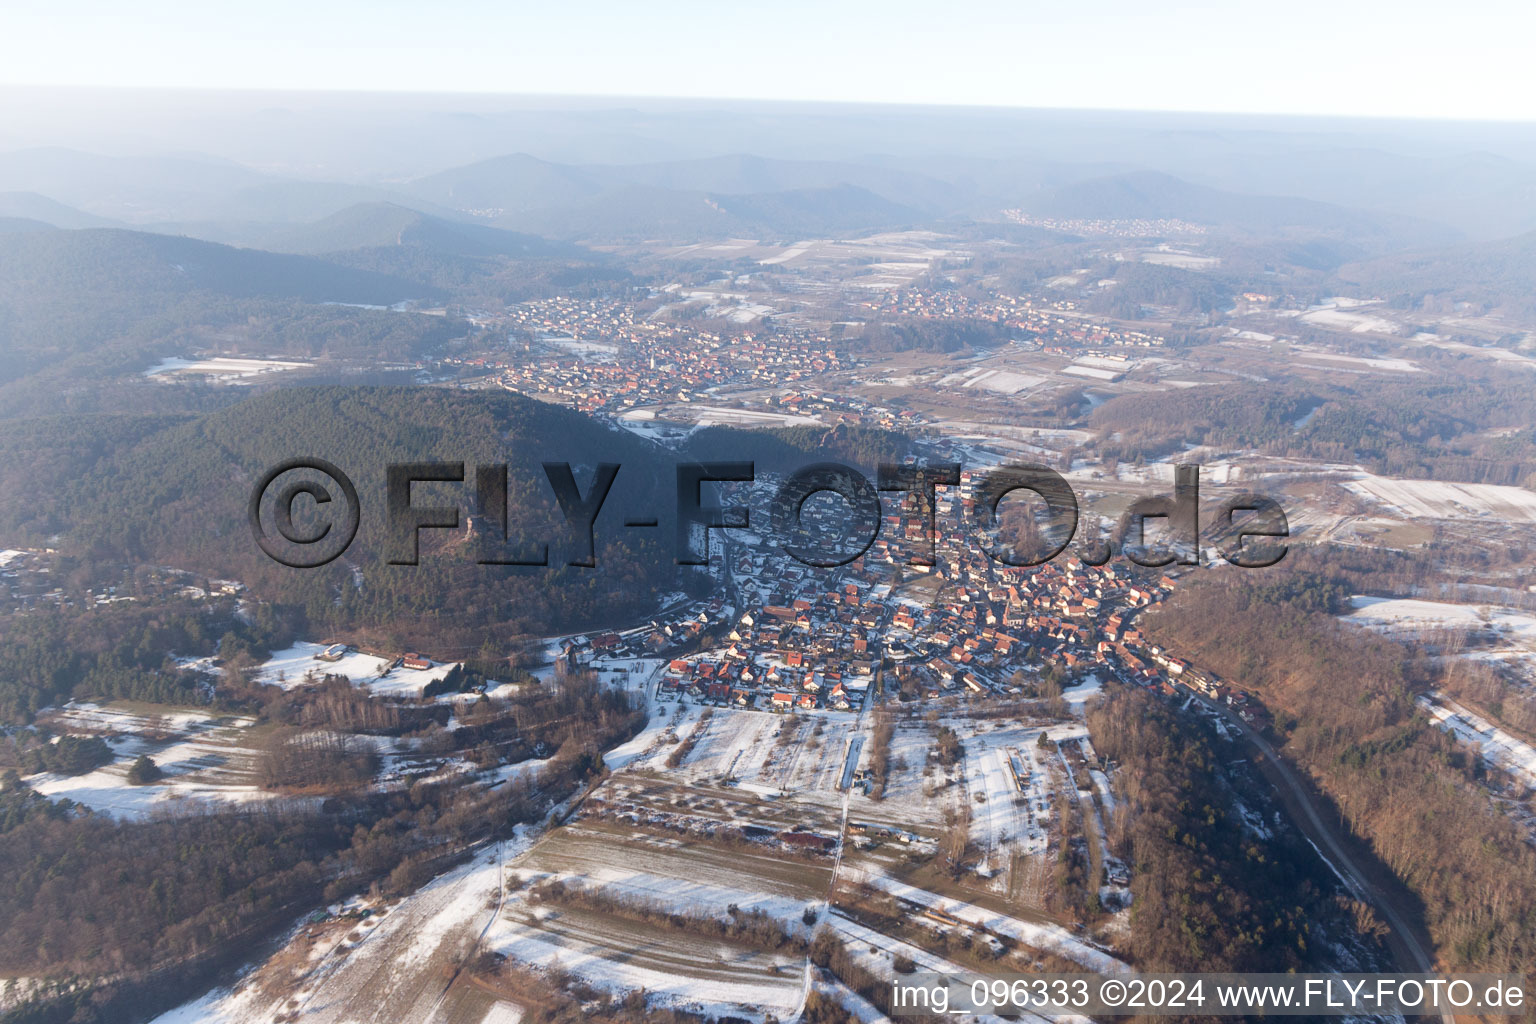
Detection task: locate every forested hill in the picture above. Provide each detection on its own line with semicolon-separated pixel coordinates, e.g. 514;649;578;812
1143;564;1536;985
0;227;435;312
505;183;920;242
1015;171;1459;252
0;189;120;228
0;228;461;416
1336;227;1536;318
0;387;683;647
0;227;443;385
1088;375;1536;488
263;202;587;259
258;203;631;305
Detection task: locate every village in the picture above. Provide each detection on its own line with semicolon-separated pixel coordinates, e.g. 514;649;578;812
864;288;1166;352
562;463;1266;731
455;295;862;420
438;285;1171;437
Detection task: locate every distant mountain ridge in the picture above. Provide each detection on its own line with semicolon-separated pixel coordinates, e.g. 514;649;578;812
0;144;1481;251
260;202;589;259
1337;227;1536;316
403;152;941;239
1012;170;1459;251
0;191;120;229
0;216;56;235
0;147;269;221
405;151;965;213
501;181;921;241
406;153;603;215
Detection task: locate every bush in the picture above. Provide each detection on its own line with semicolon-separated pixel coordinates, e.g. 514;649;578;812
126;755;163;785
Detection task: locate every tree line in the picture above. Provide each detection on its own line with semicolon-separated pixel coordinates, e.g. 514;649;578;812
1143;566;1536;980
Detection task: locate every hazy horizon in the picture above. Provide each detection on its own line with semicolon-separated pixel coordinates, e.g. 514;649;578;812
4;84;1536;186
4;0;1536;121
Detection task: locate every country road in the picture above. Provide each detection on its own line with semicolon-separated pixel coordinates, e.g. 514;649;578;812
1193;693;1453;1024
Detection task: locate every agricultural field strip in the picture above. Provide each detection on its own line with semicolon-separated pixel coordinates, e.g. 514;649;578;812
1342;474;1536;524
843;869;1128;974
487;901;805;1015
827;912;1075;1024
512;865;816;925
519;824;833;901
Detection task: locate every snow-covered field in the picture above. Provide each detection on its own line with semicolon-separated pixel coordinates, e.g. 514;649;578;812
672;710;784;786
253;641;460;697
152;845;517;1024
1342;473;1536;523
1344;596;1536;649
26;703;274;820
964;724;1051;888
481;1002;524;1024
961;369;1045;394
489;903;805;1018
1295;307;1397;335
603;700;707;771
492;823;827;1019
843;868;1129;973
1061;363;1122;381
144;356;313;381
688;405;823;428
755;241;819;266
1418;694;1536;791
511;863;815;925
254;643;392;689
1063;673;1105;714
1345;596;1490;630
1141;248;1219;270
846;721;955;834
524;821;833;905
1065;456;1246;487
1294;351;1420;372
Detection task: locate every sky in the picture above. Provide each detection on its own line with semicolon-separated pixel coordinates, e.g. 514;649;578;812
3;0;1534;121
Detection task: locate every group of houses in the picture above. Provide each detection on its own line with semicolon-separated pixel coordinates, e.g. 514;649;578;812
623;466;1197;712
558;456;1253;723
453;295;853;416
